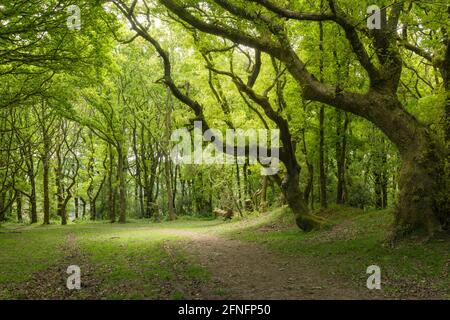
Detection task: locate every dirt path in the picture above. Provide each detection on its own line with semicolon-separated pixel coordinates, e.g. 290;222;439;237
161;229;383;300
5;227;384;299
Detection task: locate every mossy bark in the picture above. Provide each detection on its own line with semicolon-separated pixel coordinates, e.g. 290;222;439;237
393;131;448;238
358;92;450;238
282;169;325;232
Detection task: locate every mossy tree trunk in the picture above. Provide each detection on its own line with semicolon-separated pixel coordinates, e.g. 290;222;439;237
393;124;447;236
338;90;448;236
0;193;5;222
117;147;127;224
282;165;324;231
16;194;22;223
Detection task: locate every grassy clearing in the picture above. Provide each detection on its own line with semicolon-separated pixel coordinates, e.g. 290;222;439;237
74;225;211;299
0;225;66;285
0;206;449;299
0;222;210;299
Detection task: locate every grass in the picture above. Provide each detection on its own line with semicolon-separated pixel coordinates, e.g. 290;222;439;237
0;225;66;285
0;206;449;299
0;222;210;299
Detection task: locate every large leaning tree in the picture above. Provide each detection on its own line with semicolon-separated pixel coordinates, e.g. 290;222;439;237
112;0;449;238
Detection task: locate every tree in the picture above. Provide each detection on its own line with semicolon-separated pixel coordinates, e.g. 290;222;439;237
54;120;81;225
35;102;57;225
114;0;449;237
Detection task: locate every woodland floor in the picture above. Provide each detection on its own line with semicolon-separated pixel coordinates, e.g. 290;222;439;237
0;206;449;300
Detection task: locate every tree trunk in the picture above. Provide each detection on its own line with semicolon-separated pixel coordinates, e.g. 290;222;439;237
60;194;74;226
336;111;348;205
42;135;51;225
29;168;37;224
260;175;268;211
279;118;325;230
117;147;127;223
243;160;250;199
443;17;450;150
55;151;64;219
138;181;144;218
164;89;177;221
172;164;178;213
395;145;446;235
442;23;449;232
88;155;96;220
147;157;158;218
0;193;5;222
132;122;144;217
154;165;161;218
304;163;314;206
317;18;328;210
234;159;243;212
282;166;324;231
180;179;186;214
373;137;388;210
74;197;79;219
374;172;383;209
392;132;447;236
80;197;86;218
16;194;22;222
89;197;96;221
88;187;95;220
141;126;158;218
108;144;116;223
362;91;447;236
165;160;176;220
319;105;327;209
301;129;314;205
61;205;67;225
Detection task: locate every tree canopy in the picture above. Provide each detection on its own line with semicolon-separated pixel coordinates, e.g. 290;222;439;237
0;0;449;240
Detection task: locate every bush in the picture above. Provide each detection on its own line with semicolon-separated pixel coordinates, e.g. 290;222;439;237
348;183;372;209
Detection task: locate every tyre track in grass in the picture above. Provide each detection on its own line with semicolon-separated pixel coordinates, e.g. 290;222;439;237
9;233;101;299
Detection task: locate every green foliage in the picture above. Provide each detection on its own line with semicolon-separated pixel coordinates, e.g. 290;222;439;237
348;183;372;209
